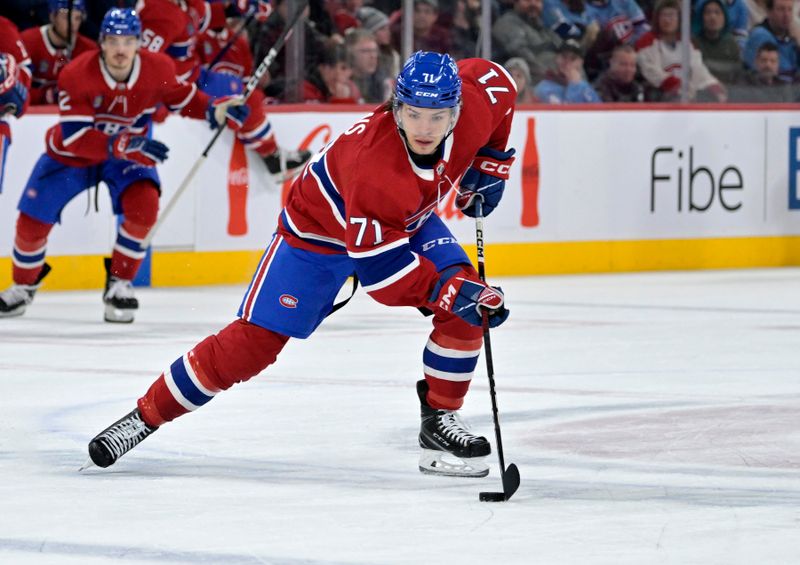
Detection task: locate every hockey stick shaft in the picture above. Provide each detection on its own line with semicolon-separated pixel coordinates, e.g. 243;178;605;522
474;200;514;487
206;9;257;71
141;0;308;248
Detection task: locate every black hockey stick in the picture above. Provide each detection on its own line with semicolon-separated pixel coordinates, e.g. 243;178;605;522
474;199;520;503
141;0;309;248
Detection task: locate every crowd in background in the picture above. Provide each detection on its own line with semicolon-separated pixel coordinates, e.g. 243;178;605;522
2;0;799;104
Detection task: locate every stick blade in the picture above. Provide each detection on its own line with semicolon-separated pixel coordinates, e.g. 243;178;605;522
479;491;506;502
502;463;521;500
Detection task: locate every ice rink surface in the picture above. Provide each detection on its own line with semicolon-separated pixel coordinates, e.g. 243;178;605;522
1;268;798;564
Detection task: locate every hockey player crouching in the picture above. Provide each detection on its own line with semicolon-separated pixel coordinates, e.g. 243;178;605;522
86;52;518;479
0;8;249;323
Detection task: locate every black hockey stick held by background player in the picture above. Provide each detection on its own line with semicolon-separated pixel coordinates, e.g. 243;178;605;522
206;8;257;71
141;0;309;248
474;199;520;502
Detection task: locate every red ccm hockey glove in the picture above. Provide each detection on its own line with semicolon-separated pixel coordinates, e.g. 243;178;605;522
456;147;516;217
109;133;170;167
431;266;509;328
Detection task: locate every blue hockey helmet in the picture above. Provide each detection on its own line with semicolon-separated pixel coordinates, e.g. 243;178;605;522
394;51;461;109
49;0;86;13
100;8;142;39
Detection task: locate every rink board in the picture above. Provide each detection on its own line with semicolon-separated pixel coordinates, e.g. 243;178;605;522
1;105;799;289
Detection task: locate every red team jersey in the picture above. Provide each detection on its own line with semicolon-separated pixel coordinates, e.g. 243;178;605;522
278;58;517;308
136;0;227;83
197;25;254;79
21;26;97;105
0;16;33;139
46;49;210;167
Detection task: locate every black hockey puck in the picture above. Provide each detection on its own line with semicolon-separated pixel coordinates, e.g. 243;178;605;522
479;492;506;502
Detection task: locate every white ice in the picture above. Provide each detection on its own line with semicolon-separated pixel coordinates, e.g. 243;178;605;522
1;269;798;564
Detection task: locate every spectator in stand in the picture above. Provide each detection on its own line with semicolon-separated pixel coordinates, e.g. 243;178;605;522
592;43;645;100
693;0;743;85
534;38;602;101
542;0;601;49
357;6;400;79
492;0;562;85
303;43;362;102
743;0;799;82
730;42;799;100
447;0;483;60
694;0;749;48
253;0;329;99
333;0;363;34
743;0;800;31
21;0;96;105
581;0;651;79
391;0;451;54
636;0;727;102
346;28;391;102
504;57;539;102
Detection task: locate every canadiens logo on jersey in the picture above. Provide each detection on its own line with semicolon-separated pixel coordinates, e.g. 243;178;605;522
279;294;298;308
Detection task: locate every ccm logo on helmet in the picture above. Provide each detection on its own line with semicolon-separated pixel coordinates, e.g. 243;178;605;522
279;294;298;308
415;91;440;98
479;162;511;175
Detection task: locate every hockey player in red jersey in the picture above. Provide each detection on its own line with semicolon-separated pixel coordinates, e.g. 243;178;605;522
21;0;97;105
86;52;518;480
136;0;312;179
0;8;249;323
0;16;32;195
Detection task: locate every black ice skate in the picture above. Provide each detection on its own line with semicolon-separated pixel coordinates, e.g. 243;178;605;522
0;263;52;318
83;408;158;469
103;257;138;323
262;147;312;181
417;379;491;478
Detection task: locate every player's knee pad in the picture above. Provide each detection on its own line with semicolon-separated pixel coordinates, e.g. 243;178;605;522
120;181;159;234
193;319;290;390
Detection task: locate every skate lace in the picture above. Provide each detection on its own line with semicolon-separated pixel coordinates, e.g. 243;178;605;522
105;278;135;300
101;414;150;458
0;284;34;306
437;411;481;447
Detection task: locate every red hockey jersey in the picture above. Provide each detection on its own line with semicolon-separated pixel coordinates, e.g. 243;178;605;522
46;49;210;167
197;26;254;79
137;0;227;83
21;25;97;105
0;16;32;139
278;58;517;308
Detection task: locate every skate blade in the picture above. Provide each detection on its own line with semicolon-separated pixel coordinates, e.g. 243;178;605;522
0;305;27;318
104;304;135;323
419;449;489;478
78;457;96;472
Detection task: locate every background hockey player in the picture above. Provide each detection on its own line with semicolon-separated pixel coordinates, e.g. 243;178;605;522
21;0;97;105
0;15;32;195
0;8;249;323
86;51;518;480
136;0;312;179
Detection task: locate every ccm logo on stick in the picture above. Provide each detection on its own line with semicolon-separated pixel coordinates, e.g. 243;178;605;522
279;294;298;308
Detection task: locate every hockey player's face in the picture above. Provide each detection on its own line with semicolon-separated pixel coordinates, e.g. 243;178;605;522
398;105;452;155
101;35;139;75
51;9;84;42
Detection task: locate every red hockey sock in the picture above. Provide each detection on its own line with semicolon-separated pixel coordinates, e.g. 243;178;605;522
111;181;159;280
12;213;54;285
424;299;483;411
138;319;290;426
238;90;278;156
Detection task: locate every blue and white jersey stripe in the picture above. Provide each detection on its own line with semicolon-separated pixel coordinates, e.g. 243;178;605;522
309;154;346;228
12;244;47;268
114;226;147;260
350;238;419;290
